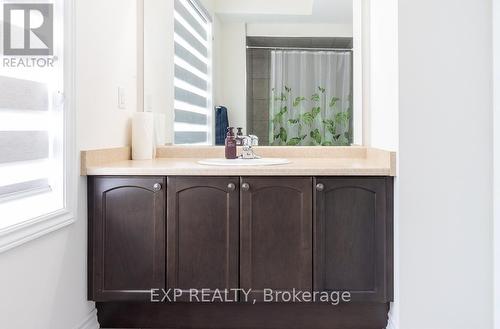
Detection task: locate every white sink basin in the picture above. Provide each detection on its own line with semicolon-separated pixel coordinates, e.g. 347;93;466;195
198;158;290;166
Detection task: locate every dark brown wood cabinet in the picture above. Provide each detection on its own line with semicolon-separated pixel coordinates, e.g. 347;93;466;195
166;177;239;296
314;177;393;302
89;175;394;329
240;177;313;299
88;176;166;301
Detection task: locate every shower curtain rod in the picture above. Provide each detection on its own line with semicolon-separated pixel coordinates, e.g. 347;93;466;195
246;46;353;52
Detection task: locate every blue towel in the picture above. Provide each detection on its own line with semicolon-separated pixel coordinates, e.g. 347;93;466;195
215;106;229;145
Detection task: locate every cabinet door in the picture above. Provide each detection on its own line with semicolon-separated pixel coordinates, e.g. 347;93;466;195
240;177;312;300
314;177;393;302
88;176;166;301
167;177;239;296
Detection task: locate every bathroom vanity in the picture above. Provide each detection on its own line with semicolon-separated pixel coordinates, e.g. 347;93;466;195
84;146;395;329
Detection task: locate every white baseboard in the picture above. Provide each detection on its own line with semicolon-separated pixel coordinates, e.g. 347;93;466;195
386;302;398;329
386;318;398;329
75;308;99;329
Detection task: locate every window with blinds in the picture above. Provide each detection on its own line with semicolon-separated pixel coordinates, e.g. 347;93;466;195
0;0;65;216
0;0;76;251
173;0;212;145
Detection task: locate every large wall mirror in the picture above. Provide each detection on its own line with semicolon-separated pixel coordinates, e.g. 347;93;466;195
144;0;357;146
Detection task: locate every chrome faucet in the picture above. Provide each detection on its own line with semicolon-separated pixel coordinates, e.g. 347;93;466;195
240;135;260;159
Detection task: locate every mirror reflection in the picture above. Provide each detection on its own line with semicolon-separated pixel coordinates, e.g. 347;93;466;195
144;0;354;146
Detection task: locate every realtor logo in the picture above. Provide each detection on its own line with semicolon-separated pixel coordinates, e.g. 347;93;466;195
3;3;53;56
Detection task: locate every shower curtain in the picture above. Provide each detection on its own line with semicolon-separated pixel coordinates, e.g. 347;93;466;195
269;50;353;146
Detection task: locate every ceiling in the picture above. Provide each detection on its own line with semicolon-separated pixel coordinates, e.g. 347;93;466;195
213;0;353;25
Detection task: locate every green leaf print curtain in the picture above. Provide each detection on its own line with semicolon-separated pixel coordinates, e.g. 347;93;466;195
270;50;353;146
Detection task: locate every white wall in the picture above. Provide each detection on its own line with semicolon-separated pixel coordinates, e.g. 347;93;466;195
0;1;138;328
398;1;492;329
212;14;223;126
77;0;137;149
365;2;399;329
493;0;500;328
215;21;247;130
144;0;174;144
368;0;398;150
352;0;368;146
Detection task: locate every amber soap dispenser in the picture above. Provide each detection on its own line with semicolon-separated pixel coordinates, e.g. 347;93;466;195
225;127;237;159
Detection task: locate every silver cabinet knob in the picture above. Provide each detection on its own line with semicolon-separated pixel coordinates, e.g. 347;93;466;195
153;183;162;192
227;183;236;191
241;183;250;191
316;183;325;192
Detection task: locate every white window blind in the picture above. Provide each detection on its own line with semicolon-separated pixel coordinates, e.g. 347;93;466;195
173;0;212;145
0;76;52;199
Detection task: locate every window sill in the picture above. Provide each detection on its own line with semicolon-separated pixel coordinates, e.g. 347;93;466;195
0;193;75;253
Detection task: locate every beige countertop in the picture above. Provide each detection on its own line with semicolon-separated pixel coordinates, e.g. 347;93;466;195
81;146;396;176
